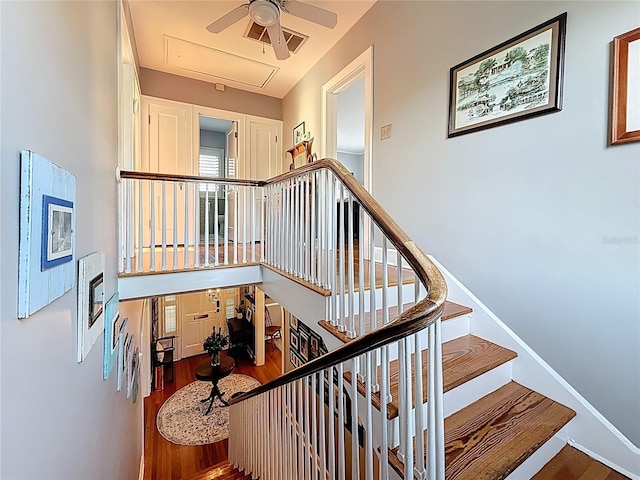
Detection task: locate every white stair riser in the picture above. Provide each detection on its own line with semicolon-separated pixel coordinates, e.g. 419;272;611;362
504;424;571;480
386;361;514;448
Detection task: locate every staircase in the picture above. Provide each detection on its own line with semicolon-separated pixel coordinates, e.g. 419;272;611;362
189;461;251;480
324;298;629;479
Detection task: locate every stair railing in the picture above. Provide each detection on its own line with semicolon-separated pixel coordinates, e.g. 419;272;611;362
229;159;448;480
117;171;264;274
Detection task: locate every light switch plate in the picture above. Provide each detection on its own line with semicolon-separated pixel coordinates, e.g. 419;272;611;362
381;124;392;140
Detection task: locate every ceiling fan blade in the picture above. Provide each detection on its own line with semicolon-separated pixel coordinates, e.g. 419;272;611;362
284;1;337;29
266;23;290;60
206;4;249;33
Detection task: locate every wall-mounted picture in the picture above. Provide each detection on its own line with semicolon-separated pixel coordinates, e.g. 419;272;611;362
293;121;305;145
448;13;566;137
88;273;104;329
41;195;73;270
310;335;319;360
290;329;299;350
290;314;298;331
18;150;76;319
103;292;120;380
117;317;129;392
77;252;105;362
299;330;309;361
125;333;135;398
290;351;299;368
610;27;640;145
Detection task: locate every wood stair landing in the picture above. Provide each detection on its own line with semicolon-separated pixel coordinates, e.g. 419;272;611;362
532;445;631;479
344;334;517;419
388;382;576;480
320;300;472;344
188;461;251;480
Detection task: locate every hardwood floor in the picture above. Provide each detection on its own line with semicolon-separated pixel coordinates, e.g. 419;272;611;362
532;445;630;480
144;348;282;480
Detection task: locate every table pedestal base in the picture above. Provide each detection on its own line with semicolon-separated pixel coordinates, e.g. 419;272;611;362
200;382;228;414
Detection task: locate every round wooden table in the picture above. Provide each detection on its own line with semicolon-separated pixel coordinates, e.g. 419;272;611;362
195;356;235;415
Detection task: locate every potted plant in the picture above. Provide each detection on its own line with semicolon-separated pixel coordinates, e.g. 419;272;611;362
203;327;228;367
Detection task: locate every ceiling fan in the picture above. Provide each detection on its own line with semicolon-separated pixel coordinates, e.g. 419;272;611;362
206;0;338;60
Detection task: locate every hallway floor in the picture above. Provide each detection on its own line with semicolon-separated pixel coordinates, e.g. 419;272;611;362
144;348;282;480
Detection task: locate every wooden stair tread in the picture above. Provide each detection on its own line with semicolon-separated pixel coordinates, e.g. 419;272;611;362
187;461;251;480
532;445;630;479
320;300;472;343
344;334;517;419
389;382;576;480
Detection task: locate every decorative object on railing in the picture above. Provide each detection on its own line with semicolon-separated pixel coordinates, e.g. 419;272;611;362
228;159;448;480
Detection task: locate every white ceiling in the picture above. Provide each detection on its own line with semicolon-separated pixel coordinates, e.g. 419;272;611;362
128;0;376;99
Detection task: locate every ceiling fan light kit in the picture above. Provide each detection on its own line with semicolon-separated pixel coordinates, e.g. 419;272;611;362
206;0;338;60
249;1;279;27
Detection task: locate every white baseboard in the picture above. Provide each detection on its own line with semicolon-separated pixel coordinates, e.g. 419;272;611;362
138;454;144;480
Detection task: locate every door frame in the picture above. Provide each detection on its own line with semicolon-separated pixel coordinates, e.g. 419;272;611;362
321;46;373;194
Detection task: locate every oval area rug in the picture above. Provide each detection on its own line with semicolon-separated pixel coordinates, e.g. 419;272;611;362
157;374;260;446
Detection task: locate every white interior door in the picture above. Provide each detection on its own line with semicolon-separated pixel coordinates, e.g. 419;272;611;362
180;291;221;358
144;98;194;246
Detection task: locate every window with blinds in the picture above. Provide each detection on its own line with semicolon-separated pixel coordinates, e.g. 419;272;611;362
199;147;224;192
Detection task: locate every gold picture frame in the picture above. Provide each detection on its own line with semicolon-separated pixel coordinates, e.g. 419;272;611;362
611;27;640;145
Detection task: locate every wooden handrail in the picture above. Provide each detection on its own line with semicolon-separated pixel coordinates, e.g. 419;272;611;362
230;158;447;405
119;169;263;187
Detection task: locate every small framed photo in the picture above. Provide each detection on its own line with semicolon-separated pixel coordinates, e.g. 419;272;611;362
448;13;566;137
41;195;74;270
299;330;309;362
88;273;104;329
77;252;105;362
290;330;299;351
290;351;299;368
290;314;298;331
293;121;305;145
310;335;319;360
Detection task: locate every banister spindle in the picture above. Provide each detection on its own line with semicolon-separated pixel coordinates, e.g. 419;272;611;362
161;181;167;271
173;182;178;269
204;187;210;267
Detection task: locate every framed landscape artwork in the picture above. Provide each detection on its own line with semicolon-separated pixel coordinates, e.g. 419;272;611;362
448;13;567;137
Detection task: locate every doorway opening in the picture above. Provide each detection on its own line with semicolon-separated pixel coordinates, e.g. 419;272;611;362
322;46;373;255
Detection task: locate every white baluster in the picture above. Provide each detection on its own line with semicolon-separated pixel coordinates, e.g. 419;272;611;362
365;351;374;479
183;182;189;269
338;184;346;332
137;179;143;273
347;194;355;338
161;181;167;271
243;186;248;264
224;186;229;265
337;363;346;480
173;182;178;269
194;182;200;268
251;186;256;263
350;358;360;479
204;188;210;267
150;181;155;271
214;187;219;266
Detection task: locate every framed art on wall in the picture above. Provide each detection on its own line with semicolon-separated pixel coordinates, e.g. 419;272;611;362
293;121;305;144
18;150;76;318
77;252;105;362
610;27;640;145
41;195;74;269
103;292;120;379
448;13;567;137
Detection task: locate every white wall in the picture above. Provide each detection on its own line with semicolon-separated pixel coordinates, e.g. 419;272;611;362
283;1;640;445
1;1;143;478
337;151;365;184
